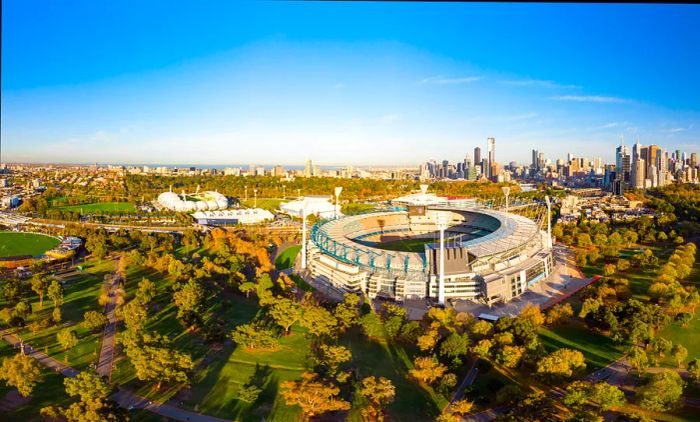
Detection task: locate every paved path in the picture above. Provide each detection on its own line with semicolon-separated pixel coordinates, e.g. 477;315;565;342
1;331;234;421
96;272;120;381
0;330;79;378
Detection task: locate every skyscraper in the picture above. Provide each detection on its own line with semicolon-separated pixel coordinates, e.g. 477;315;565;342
487;137;496;164
532;149;538;169
474;147;481;166
615;138;631;183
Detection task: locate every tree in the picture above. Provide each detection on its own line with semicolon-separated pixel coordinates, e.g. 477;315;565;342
172;279;205;324
52;306;62;324
300;304;337;337
590;381;626;410
577;233;593;248
450;399;475;416
409;357;447;385
617;259;631;272
82;310;108;332
0;353;42;397
628;346;649;375
637;370;685;411
280;372;350;420
230;323;279;351
317;344;352;377
268;297;303;334
64;371;111;401
519;303;545;327
359;376;395;422
417;328;440;352
239;281;256;299
649;338;673;365
47;280;64;307
604;263;617;276
536;348;585;379
57;328;79;352
495;345;525;369
470;320;493;338
440;332;470;360
30;275;49;309
471;339;492;359
334;293;360;332
126;344;194;389
687;359;700;382
546;303;574;325
121;299;148;332
671;344;688;368
136;278;158;303
14;301;31;319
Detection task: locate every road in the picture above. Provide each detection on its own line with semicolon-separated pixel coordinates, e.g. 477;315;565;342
0;330;79;378
96;272;120;381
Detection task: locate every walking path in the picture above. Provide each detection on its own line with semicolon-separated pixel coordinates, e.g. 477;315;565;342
1;329;234;421
96;272;120;381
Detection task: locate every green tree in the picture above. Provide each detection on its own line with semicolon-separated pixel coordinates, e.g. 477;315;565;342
0;353;42;397
300;304;337;337
440;332;470;360
136;277;158;303
64;371;111;401
82;310;108;332
637;370;685;411
47;280;64;307
172;279;206;324
121;299;148;332
317;344;352;377
57;328;79;352
687;359;700;382
268;297;303;334
230;323;279;350
126;344;194;389
536;348;586;379
671;344;688;368
359;312;385;339
30;274;49;309
628;346;649;375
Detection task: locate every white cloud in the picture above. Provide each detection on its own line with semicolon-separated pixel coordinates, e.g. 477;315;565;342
549;95;630;104
420;75;483;85
379;113;400;122
500;79;580;89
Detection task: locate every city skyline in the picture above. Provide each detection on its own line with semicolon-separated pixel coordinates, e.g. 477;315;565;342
2;2;700;165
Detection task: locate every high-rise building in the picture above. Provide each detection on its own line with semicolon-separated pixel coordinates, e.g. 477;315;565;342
304;159;313;177
532;149;538;169
487;137;496;165
691;152;698;168
615;139;631;182
474;147;481;166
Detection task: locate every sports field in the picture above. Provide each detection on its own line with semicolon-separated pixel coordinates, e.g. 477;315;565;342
275;244;301;270
372;237;436;253
52;202;136;213
0;231;60;258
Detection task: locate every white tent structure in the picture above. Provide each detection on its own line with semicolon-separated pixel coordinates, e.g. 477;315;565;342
280;195;339;219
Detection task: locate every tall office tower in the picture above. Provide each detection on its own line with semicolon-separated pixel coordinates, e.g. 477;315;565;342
487;137;496;166
532;149;539;169
481;158;489;179
537;152;545;170
676;149;681;163
691;152;698;168
567;152;575;162
631;158;646;189
474;147;481;166
615;140;631;181
304;159;313;177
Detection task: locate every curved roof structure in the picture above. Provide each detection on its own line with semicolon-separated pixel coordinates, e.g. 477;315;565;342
311;206;541;274
157;190;229;212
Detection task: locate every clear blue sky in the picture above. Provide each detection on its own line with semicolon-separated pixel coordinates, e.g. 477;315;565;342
2;1;699;166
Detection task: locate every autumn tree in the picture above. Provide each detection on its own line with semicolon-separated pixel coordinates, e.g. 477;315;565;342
120;299;148;332
280;372;351;420
0;353;42;397
82;310;108;332
300;304;337;337
317;344;352;379
30;274;49;309
64;371;111;401
47;280;64;307
136;277;158;304
172;279;206;327
126;343;194;389
334;293;360;332
536;348;585;380
546;303;574;325
57;328;79;352
409;357;447;385
359;376;395;421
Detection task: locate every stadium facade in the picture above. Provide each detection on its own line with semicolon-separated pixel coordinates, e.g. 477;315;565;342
307;203;553;305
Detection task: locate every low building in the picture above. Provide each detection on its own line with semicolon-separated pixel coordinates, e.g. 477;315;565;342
192;208;275;226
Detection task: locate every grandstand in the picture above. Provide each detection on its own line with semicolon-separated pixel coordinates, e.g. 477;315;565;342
307;201;553;305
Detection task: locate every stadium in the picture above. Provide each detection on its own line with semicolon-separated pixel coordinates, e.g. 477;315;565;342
307;201;553;305
157;186;229;212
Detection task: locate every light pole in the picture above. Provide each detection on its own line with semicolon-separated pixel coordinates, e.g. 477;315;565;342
244;185;248;202
282;185;286;200
545;196;552;248
501;186;510;213
254;189;258;208
301;198;309;270
433;211;451;306
334;186;343;219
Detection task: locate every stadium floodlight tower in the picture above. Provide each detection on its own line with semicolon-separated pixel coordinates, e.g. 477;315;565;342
545;196;553;248
301;198;310;270
254;189;258;208
282;185;286;200
433;210;451;306
502;186;511;213
334;186;343;220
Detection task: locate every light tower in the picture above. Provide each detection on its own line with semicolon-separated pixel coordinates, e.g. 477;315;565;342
546;196;552;248
433;211;451;306
301;198;309;270
334;186;343;219
253;189;258;208
501;186;511;213
282;185;286;200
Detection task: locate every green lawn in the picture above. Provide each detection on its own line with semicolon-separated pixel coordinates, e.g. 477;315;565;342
274;245;301;270
52;202;136;214
0;232;60;258
8;260;114;372
241;198;282;212
373;238;435;253
540;323;624;371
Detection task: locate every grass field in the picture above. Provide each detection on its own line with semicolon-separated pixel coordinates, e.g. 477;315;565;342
0;232;60;258
241;198;282;212
52;202;136;214
274;245;301;270
540;323;624;371
372;238;435;253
